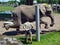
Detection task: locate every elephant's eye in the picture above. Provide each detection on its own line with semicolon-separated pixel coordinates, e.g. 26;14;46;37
45;6;48;9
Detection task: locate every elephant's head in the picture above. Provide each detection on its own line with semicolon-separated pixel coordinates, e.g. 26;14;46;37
39;4;54;27
40;3;52;15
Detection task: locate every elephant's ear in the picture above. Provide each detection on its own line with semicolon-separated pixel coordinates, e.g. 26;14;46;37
39;4;46;15
45;4;52;12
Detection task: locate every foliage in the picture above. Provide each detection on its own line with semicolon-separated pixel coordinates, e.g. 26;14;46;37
37;0;59;4
0;0;60;4
20;0;26;4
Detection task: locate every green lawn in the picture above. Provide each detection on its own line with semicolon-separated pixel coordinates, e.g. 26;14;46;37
16;31;60;45
0;6;14;12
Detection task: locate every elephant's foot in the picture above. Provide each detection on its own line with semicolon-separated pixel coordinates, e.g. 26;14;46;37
44;26;49;29
5;25;9;30
16;29;20;35
50;23;55;27
5;27;9;30
44;24;48;29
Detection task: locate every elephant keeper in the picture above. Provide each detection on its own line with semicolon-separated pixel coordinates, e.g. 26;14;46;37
23;22;33;43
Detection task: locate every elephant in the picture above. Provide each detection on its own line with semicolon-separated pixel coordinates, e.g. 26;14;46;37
4;4;54;32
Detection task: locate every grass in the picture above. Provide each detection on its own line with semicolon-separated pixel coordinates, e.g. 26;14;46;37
0;6;14;12
15;31;60;45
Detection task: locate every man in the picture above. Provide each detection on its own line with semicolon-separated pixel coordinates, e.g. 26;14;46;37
23;21;33;43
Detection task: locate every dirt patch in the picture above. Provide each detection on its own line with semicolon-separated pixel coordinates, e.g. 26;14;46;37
0;13;60;35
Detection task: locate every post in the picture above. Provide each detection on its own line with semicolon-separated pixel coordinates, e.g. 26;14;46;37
33;0;40;41
35;4;40;42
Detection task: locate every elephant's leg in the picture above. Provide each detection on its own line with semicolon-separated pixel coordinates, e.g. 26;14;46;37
48;15;54;27
12;12;21;32
4;23;15;30
40;19;48;29
9;23;20;35
15;21;20;34
15;17;21;34
9;24;20;31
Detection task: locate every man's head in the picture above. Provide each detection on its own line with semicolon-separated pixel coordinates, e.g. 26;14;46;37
40;3;52;15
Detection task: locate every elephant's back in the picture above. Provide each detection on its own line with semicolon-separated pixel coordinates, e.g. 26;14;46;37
20;5;35;19
12;6;21;14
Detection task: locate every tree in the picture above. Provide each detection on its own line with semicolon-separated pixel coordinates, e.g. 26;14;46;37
25;0;33;5
8;0;19;7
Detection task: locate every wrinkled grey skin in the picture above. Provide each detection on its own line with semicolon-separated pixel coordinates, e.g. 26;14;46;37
4;4;54;31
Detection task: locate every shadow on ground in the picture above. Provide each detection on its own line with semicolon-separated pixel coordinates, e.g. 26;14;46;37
3;29;59;36
3;29;36;36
